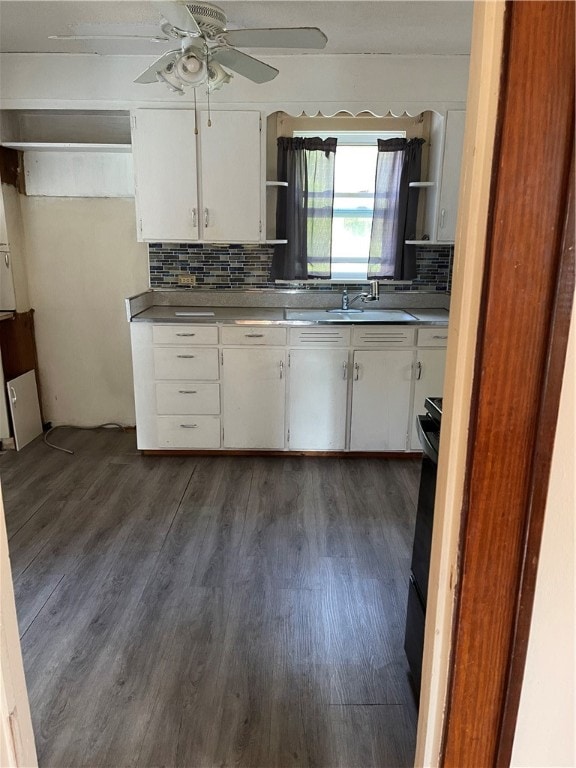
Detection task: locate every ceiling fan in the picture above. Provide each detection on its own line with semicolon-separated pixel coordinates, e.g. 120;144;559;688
50;2;328;94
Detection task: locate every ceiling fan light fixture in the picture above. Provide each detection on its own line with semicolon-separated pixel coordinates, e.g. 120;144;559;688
207;61;233;92
156;62;185;94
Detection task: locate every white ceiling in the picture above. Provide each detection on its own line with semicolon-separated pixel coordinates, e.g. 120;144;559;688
0;1;473;57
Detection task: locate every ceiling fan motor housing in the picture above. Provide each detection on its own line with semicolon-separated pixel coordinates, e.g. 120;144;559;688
184;3;227;36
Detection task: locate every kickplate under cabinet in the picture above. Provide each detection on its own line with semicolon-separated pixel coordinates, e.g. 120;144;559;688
7;369;43;450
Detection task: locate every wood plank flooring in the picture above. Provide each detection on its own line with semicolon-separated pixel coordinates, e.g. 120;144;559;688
1;430;420;768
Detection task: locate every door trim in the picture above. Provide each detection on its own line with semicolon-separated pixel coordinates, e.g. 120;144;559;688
441;2;575;765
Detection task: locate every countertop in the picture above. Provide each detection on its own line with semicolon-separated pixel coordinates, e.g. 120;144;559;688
130;305;449;325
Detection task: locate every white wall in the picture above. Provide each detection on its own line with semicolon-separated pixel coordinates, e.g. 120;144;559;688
511;305;576;767
20;196;149;426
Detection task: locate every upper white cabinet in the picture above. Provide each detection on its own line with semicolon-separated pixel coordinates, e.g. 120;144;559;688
417;110;466;244
436;110;466;242
131;109;262;243
0;189;16;311
132;109;198;242
198;111;262;243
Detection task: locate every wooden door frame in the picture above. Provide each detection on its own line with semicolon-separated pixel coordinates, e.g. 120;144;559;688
438;1;575;766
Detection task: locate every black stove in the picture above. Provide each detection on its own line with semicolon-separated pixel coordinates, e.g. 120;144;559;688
424;396;443;425
404;395;443;704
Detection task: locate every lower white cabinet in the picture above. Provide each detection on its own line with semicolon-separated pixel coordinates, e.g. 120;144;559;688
410;348;447;449
350;350;414;451
287;348;348;450
130;320;448;452
222;347;286;449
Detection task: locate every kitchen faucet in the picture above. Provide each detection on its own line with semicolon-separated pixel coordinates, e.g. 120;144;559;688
340;280;380;310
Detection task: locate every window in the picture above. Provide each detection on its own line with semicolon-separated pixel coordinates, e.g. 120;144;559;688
294;130;405;280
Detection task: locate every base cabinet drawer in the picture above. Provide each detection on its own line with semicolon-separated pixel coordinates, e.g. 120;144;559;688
155;382;220;415
221;326;287;345
152;325;218;345
157;416;221;448
417;327;449;347
153;347;219;379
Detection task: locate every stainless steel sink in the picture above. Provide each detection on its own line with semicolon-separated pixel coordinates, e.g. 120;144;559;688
284;309;418;323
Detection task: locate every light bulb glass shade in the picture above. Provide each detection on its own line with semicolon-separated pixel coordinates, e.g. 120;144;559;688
156;64;185;94
176;52;207;85
207;61;233;92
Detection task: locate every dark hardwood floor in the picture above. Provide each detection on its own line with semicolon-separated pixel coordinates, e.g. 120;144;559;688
1;430;420;768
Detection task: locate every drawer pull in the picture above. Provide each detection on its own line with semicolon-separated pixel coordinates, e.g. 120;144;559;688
176;333;196;337
432;334;448;340
245;333;264;338
180;424;198;429
178;390;197;394
176;354;195;358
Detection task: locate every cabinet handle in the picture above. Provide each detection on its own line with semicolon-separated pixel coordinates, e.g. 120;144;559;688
176;333;196;337
279;360;284;379
176;354;195;358
4;252;9;268
204;208;209;228
354;362;360;381
9;385;16;405
178;390;197;394
192;208;197;228
342;362;348;380
432;334;448;340
440;208;446;228
415;361;422;380
245;333;264;338
180;424;198;429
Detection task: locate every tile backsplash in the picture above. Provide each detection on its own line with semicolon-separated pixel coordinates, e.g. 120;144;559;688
148;243;454;292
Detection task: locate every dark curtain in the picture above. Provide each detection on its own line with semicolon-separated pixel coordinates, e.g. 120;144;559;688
270;136;337;280
368;137;425;280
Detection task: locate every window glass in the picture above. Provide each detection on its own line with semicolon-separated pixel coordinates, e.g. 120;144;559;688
294;131;405;280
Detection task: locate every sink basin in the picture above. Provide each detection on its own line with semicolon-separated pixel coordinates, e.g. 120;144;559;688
284;309;418;323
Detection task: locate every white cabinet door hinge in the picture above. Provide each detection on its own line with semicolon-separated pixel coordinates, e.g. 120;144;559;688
288;352;291;367
259;220;262;234
287;429;290;443
221;351;224;365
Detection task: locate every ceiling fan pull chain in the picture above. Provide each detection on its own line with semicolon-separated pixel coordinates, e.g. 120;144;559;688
207;82;212;127
193;88;199;135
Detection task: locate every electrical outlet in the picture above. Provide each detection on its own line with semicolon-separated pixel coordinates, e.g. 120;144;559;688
178;275;196;286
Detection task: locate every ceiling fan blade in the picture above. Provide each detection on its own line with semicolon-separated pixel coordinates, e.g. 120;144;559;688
49;35;169;42
134;49;179;83
155;2;201;35
211;48;278;84
224;27;328;50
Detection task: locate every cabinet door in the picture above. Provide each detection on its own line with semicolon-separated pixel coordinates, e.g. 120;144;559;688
199;111;261;242
350;350;413;451
288;349;348;450
132;109;199;242
0;250;16;311
410;348;447;449
222;347;285;449
437;110;466;242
